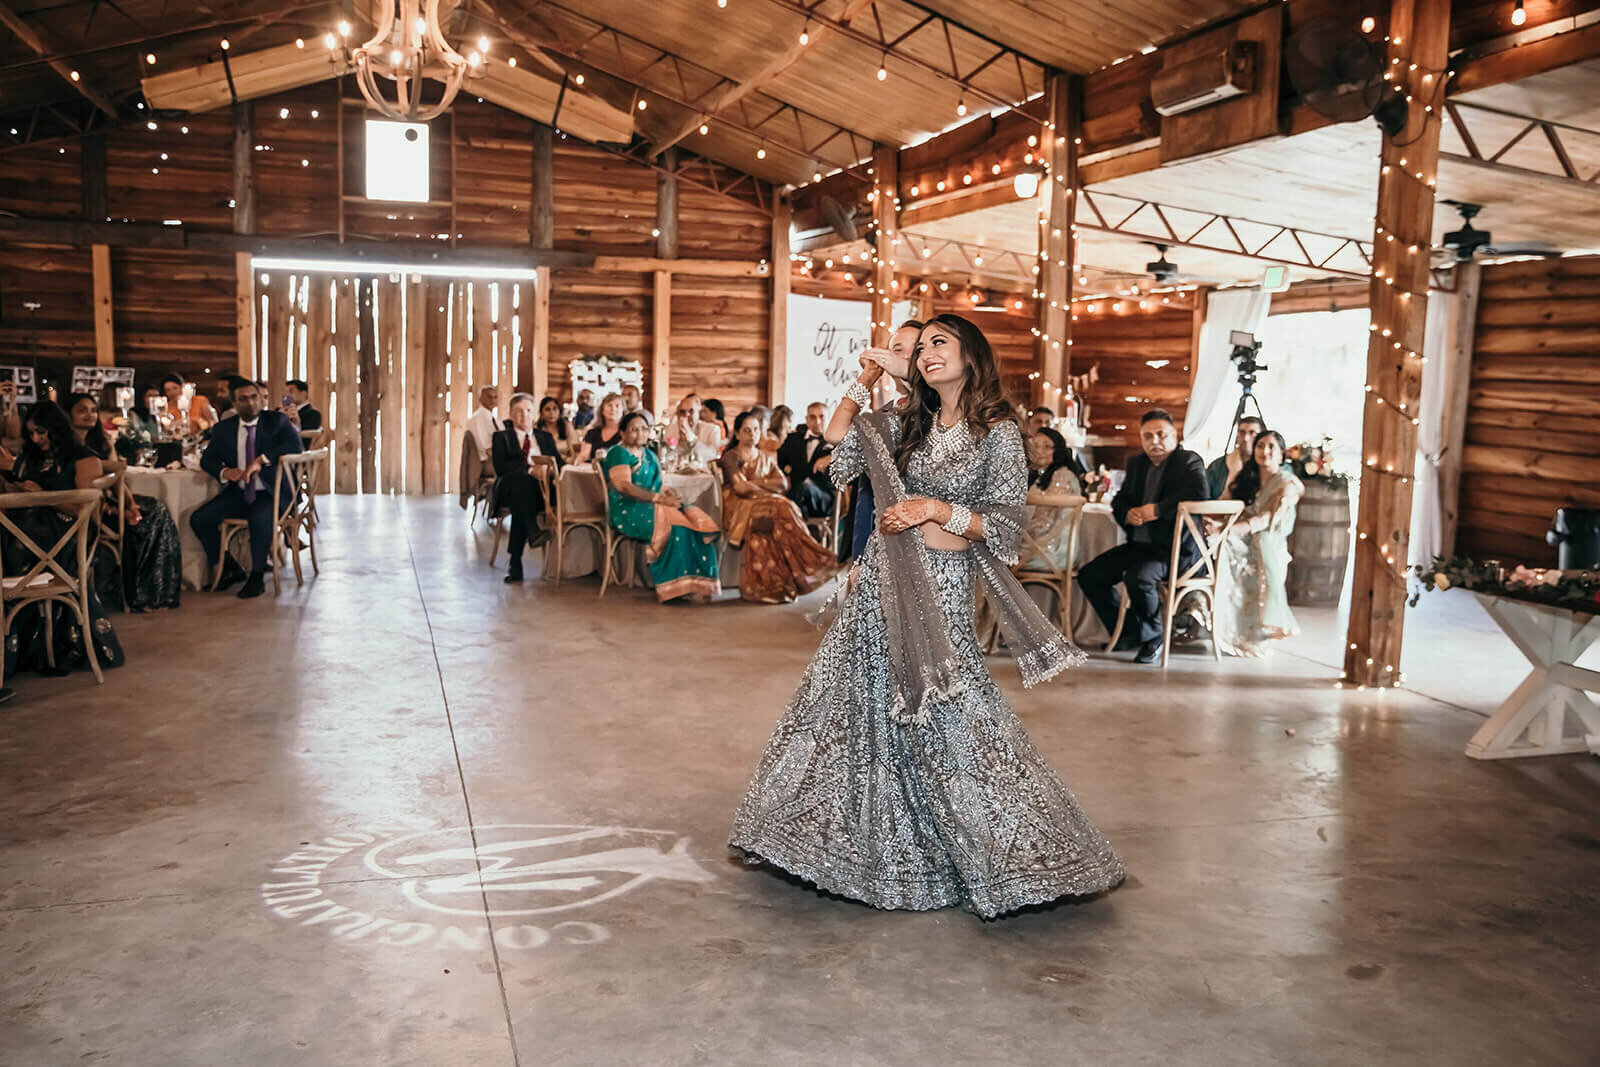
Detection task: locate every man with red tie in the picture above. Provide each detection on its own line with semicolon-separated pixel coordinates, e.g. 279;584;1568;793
194;378;303;598
491;392;563;583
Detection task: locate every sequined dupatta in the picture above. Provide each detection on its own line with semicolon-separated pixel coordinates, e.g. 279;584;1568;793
856;411;1083;727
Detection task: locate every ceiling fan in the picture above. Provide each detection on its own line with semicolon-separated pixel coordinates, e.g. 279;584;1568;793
1137;243;1233;284
1438;201;1557;261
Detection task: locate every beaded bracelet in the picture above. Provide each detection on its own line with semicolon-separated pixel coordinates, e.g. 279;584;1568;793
844;381;873;409
941;503;972;536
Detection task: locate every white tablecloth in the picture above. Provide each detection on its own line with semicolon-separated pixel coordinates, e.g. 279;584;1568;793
550;464;741;587
1068;503;1122;645
124;467;243;590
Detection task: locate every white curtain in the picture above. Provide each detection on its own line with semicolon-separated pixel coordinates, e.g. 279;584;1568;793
1408;291;1456;566
1184;288;1273;460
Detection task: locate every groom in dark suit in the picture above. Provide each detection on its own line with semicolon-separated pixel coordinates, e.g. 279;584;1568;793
193;379;304;598
1078;408;1210;663
492;392;563;583
776;401;835;519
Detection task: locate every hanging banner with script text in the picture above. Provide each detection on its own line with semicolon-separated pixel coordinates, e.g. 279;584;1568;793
785;294;871;413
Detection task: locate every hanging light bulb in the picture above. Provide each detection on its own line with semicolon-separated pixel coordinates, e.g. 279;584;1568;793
877;55;888;81
699;123;709;135
956;95;967;117
574;73;585;86
799;20;810;45
1511;0;1526;25
1012;170;1041;199
756;144;767;159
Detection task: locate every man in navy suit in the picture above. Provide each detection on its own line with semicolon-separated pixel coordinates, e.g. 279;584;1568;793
492;392;563;583
193;379;303;598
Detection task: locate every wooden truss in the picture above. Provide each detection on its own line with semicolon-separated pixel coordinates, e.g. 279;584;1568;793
1076;190;1376;280
484;0;876;173
1443;100;1600;187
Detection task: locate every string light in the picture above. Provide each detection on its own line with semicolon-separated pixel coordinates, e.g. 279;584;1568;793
877;55;888;81
1512;0;1526;26
799;20;809;45
146;53;156;65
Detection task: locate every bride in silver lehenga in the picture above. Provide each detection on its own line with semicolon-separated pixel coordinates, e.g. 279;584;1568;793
730;314;1124;918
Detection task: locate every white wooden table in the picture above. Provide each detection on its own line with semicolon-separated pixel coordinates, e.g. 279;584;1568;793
1466;592;1600;760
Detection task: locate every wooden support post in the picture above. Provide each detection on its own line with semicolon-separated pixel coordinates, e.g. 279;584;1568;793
530;122;554;251
404;274;426;495
91;243;114;367
769;194;791;407
333;277;359;494
305;275;334;492
233;101;257;236
656;147;679;259
1344;0;1451;689
652;270;672;417
532;268;550;402
870;146;898;348
358;276;379;494
235;253;254;376
472;281;495;413
80;132;106;222
1036;70;1079;410
1436;260;1481;556
265;272;292;407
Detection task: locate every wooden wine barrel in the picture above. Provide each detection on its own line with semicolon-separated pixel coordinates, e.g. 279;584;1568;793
1286;479;1352;606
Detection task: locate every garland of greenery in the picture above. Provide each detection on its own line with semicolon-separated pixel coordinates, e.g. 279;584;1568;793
1410;556;1600;613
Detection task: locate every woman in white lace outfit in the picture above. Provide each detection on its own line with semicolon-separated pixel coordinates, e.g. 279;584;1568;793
729;314;1123;918
1214;429;1304;657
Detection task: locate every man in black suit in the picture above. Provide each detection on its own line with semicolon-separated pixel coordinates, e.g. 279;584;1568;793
193;379;304;598
493;392;563;583
1077;408;1210;663
776;401;835;519
283;378;322;432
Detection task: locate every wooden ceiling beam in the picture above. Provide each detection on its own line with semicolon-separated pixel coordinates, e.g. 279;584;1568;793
650;0;878;157
0;0;120;117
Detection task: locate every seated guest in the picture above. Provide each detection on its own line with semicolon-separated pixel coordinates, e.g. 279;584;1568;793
571;388;596;431
536;395;578;461
67;392;182;611
493;393;563;584
661;395;716;470
466;386;501;462
720;411;836;604
1206;416;1264;499
1026;406;1055;435
213;376;235;417
576;392;626;464
0;401;124;672
1077;408;1209;664
192;380;302;599
777;401;835;519
1213;429;1303;656
603;411;721;602
765;405;794;452
842;319;922;560
283;379;322;431
621;383;652;425
1020;426;1085;573
162;373;218;432
699;398;730;446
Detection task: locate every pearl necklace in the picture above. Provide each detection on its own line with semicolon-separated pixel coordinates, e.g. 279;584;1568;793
927;418;972;465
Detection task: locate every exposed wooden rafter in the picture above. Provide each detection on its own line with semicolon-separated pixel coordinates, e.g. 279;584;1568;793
0;0;120;116
650;0;878;157
1443;100;1600;193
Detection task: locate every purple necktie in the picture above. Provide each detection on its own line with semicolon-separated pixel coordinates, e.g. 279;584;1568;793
242;423;258;503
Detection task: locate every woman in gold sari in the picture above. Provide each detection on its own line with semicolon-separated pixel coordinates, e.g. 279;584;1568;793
720;411;836;603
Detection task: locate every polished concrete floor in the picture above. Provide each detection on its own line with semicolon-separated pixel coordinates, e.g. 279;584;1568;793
2;496;1597;1066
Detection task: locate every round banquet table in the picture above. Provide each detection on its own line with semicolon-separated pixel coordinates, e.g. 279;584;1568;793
123;467;245;591
1066;502;1123;646
549;463;742;588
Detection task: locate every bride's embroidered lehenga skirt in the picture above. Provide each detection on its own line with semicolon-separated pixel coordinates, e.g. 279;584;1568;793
730;542;1124;918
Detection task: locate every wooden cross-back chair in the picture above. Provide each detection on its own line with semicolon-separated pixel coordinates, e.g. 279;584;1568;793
547;461;606;587
804;482;850;553
211;448;329;594
979;493;1084;653
489;456;557;570
1104;499;1245;667
0;488;106;686
594;465;631;598
91;470;126;571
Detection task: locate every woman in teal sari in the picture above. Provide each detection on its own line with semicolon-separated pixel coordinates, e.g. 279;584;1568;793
603;411;722;602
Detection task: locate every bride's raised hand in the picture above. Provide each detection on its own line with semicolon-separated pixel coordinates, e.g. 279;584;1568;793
860;346;909;382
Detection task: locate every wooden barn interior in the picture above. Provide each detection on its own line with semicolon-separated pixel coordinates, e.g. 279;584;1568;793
2;1;1598;1063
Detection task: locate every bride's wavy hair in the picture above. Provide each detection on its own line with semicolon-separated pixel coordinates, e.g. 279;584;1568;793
894;313;1020;472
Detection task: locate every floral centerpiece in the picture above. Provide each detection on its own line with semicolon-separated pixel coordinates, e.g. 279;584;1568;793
1081;464;1113;503
1410;556;1600;611
1285;436;1348;487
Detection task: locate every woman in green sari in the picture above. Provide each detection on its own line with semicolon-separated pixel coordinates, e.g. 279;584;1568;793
603;411;722;602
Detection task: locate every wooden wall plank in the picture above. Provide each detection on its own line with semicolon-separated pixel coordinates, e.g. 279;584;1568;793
235;252;254;376
264;271;292;406
405;275;427;496
304;273;334;493
472;281;495;410
357;275;379;494
377;276;403;494
532;268;550;402
447;280;471;493
333;277;359;494
422;277;449;496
